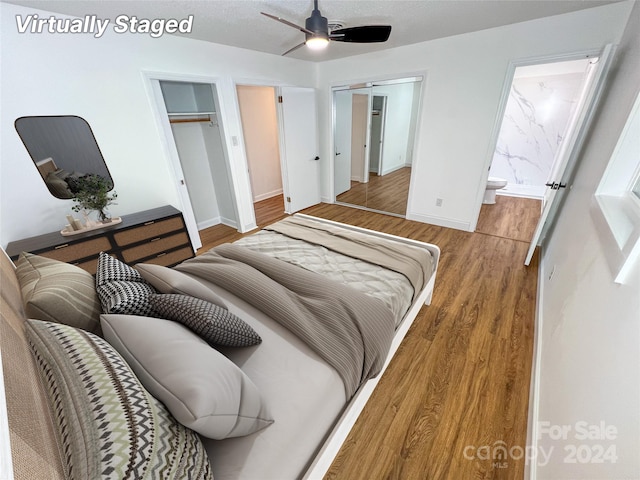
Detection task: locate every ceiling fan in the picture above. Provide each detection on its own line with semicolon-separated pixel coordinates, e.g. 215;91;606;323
261;0;392;56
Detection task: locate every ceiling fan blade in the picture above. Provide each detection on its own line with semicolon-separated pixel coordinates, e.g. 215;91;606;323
282;42;306;56
330;25;392;43
261;12;314;36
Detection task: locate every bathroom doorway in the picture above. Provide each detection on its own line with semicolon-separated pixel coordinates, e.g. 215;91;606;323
489;58;593;200
476;45;615;263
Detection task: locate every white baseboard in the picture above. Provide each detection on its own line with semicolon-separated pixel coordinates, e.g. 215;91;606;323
497;187;544;200
380;164;406;176
253;189;283;203
405;211;472;231
197;216;221;231
220;216;237;229
525;247;545;480
197;216;237;231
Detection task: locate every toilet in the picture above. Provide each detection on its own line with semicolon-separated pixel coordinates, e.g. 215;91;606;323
483;177;508;204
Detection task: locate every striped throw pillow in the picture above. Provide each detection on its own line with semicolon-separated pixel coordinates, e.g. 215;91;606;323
16;252;102;334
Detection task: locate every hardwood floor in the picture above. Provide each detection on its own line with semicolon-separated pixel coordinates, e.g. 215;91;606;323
197;201;538;480
476;195;542;243
336;167;411;216
197;195;287;254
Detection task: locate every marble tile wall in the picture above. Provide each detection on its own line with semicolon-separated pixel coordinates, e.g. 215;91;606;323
489;72;585;198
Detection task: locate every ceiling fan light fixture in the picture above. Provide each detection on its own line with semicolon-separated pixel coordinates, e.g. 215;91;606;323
306;35;329;50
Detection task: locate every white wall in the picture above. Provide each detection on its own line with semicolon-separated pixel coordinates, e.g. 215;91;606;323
201;120;237;228
236;86;283;202
372;82;416;175
316;1;634;231
533;3;640;478
0;3;314;247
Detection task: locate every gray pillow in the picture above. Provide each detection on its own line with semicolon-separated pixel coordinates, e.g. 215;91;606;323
100;314;273;439
135;263;227;308
149;293;261;347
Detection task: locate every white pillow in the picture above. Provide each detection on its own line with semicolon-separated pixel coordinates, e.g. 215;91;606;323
100;313;273;439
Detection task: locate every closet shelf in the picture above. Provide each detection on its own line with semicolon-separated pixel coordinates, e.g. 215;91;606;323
167;111;216;116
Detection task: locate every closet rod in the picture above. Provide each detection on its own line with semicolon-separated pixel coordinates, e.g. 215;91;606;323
169;117;212;124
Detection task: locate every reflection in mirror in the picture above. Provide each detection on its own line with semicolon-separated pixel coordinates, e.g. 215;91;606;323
333;77;422;216
15;116;113;199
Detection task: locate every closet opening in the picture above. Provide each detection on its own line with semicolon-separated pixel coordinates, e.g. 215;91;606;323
159;80;239;241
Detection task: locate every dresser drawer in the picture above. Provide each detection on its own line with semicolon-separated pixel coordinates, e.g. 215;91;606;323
72;258;100;275
120;232;190;263
39;237;112;263
142;247;194;267
114;217;184;247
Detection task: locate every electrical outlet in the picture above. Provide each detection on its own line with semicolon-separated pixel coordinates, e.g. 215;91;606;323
436;198;443;207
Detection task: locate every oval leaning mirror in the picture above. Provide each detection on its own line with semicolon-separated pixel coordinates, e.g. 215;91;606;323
15;115;114;199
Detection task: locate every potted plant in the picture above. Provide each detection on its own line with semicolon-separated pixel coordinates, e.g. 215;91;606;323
70;174;117;223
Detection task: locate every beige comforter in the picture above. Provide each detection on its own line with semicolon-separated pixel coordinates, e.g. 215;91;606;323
176;244;394;398
265;216;432;298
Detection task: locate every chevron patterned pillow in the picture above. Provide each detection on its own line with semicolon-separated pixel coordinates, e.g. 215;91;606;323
96;253;157;315
26;319;213;479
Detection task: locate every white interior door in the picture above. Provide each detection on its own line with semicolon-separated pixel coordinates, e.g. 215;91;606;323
525;44;616;265
278;87;321;214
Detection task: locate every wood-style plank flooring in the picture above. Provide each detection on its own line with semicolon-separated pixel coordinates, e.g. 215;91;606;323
476;195;542;242
197;197;538;480
336;167;411;216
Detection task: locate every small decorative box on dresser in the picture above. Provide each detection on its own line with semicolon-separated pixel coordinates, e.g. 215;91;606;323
6;205;194;274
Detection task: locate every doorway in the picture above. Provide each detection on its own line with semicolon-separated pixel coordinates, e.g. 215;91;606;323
159;80;238;236
476;45;615;264
236;85;285;224
478;59;592;241
488;58;592;200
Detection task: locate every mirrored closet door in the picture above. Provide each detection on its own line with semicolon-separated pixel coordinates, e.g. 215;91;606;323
333;76;422;216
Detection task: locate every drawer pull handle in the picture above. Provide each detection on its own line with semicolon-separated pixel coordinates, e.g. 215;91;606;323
54;244;70;249
150;237;161;242
144;221;155;226
156;252;167;258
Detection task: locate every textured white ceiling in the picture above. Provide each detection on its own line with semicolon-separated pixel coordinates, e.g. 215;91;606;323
3;0;619;61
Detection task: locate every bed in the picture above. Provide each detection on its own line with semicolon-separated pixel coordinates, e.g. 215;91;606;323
0;213;440;479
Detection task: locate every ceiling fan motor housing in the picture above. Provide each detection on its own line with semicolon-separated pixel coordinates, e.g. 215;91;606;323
305;7;329;41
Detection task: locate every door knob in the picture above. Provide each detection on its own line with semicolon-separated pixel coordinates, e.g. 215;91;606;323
314;156;320;161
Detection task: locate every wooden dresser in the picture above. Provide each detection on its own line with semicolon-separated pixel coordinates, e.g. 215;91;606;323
6;205;194;274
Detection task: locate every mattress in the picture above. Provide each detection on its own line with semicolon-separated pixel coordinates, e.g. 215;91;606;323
191;277;347;480
234;230;415;326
